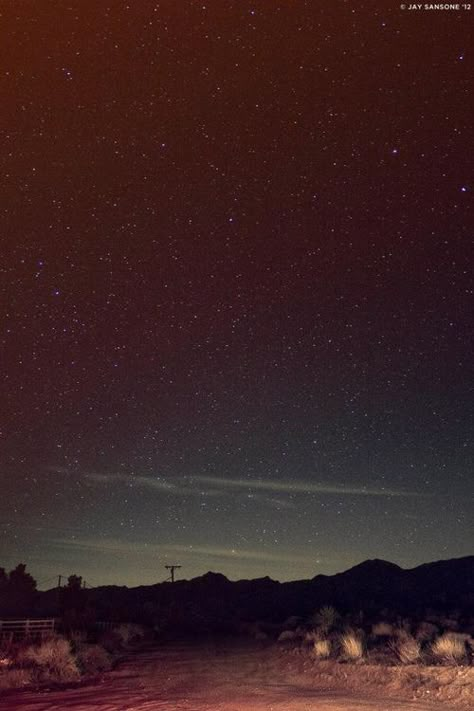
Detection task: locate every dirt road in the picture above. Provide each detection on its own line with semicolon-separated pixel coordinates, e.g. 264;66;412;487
0;643;455;711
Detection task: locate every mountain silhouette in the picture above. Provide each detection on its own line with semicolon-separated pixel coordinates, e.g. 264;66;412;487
33;555;474;630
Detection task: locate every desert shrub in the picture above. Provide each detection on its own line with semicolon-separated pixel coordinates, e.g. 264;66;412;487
22;637;79;681
312;638;331;659
76;644;112;675
439;617;459;631
372;622;393;637
0;668;32;689
415;621;438;642
431;633;466;664
283;616;301;629
395;619;412;635
115;623;145;645
340;629;364;661
389;632;421;664
310;605;339;632
278;630;297;642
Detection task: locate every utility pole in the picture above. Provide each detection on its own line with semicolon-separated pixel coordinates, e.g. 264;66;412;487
57;575;62;607
165;564;181;583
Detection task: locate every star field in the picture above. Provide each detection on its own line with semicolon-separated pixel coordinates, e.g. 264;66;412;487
1;1;473;587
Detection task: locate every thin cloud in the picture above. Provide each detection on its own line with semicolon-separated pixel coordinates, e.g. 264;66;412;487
163;543;314;565
85;472;226;499
84;472;296;507
52;537;317;565
193;475;427;498
53;537;156;554
87;472;178;492
80;470;426;502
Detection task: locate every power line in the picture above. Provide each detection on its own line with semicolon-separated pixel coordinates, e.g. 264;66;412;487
36;575;58;589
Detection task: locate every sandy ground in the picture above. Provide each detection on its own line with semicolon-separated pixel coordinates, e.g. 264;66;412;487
0;642;464;711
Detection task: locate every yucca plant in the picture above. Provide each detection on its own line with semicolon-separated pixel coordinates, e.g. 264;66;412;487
310;605;340;633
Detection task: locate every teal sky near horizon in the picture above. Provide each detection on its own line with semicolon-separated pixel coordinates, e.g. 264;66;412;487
1;1;473;589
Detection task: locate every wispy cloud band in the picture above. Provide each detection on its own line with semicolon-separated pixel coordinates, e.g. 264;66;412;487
87;472;179;492
52;537;316;565
192;475;427;498
82;471;426;500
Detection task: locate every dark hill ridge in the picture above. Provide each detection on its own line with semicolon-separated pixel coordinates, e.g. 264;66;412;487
334;558;403;576
35;555;474;627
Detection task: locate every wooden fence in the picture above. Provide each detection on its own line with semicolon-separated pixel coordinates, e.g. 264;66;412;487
0;618;56;641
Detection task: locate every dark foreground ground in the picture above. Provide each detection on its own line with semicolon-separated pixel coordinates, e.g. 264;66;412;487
0;642;469;711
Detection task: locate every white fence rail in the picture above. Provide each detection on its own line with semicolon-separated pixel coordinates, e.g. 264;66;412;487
0;618;56;640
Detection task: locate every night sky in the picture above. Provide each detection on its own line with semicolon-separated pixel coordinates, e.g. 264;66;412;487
2;1;473;589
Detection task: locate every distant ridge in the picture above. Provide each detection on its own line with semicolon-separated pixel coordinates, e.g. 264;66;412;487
338;558;403;573
32;555;474;628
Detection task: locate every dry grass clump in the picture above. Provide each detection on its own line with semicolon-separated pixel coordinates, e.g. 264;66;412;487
389;632;421;664
431;633;466;665
312;638;331;659
340;630;364;661
22;637;79;681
